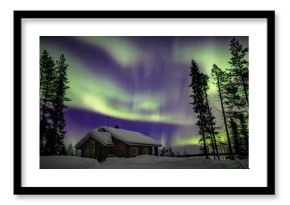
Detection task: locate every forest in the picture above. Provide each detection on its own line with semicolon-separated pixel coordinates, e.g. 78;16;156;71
189;38;248;160
40;50;70;156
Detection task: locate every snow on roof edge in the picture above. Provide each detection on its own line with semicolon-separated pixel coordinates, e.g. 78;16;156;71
75;130;114;149
99;126;162;147
75;126;162;149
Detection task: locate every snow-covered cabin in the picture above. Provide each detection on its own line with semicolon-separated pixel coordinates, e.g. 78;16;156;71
75;126;162;160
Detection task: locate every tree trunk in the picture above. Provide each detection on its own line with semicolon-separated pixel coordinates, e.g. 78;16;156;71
238;65;248;106
204;91;220;160
217;74;234;160
200;114;209;159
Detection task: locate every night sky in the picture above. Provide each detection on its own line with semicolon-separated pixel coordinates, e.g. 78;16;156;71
40;36;248;152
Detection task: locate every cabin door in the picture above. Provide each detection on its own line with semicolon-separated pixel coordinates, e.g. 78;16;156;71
88;140;95;159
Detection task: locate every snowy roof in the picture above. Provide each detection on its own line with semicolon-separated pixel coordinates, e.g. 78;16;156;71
75;129;114;149
75;126;162;149
99;126;162;146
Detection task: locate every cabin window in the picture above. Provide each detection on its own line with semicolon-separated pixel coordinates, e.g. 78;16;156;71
130;147;138;156
142;147;150;155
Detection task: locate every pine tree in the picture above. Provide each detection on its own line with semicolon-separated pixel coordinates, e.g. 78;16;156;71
230;118;241;158
189;60;209;158
211;64;234;159
228;38;249;106
51;54;70;155
238;113;248;159
223;76;244;159
189;60;220;159
40;50;55;155
224;38;249;159
201;74;220;160
40;51;70;156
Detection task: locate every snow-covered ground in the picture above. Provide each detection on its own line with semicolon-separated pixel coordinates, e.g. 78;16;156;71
40;155;248;169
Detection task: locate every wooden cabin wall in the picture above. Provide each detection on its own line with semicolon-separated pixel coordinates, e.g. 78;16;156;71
80;137;156;159
80;137;114;159
81;138;96;159
128;146;153;157
113;138;154;157
113;139;128;157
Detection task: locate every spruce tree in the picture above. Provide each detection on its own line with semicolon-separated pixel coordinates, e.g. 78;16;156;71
51;54;70;155
201;74;220;159
40;51;70;156
228;38;249;106
224;38;249;159
238;113;248;159
223;76;244;159
40;50;55;155
211;64;234;159
189;60;209;158
230;119;241;158
189;60;220;159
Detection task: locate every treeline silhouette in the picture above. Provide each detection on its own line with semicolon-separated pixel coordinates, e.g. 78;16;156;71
189;38;248;160
40;50;70;156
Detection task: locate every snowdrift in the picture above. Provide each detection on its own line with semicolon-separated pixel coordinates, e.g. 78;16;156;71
40;155;248;169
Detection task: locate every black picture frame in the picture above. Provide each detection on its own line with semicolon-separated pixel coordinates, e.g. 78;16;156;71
14;10;275;195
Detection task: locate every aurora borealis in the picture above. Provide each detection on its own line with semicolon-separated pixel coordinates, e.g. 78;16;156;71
40;36;248;152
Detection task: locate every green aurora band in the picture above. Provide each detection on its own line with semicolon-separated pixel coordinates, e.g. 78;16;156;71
40;36;248;147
